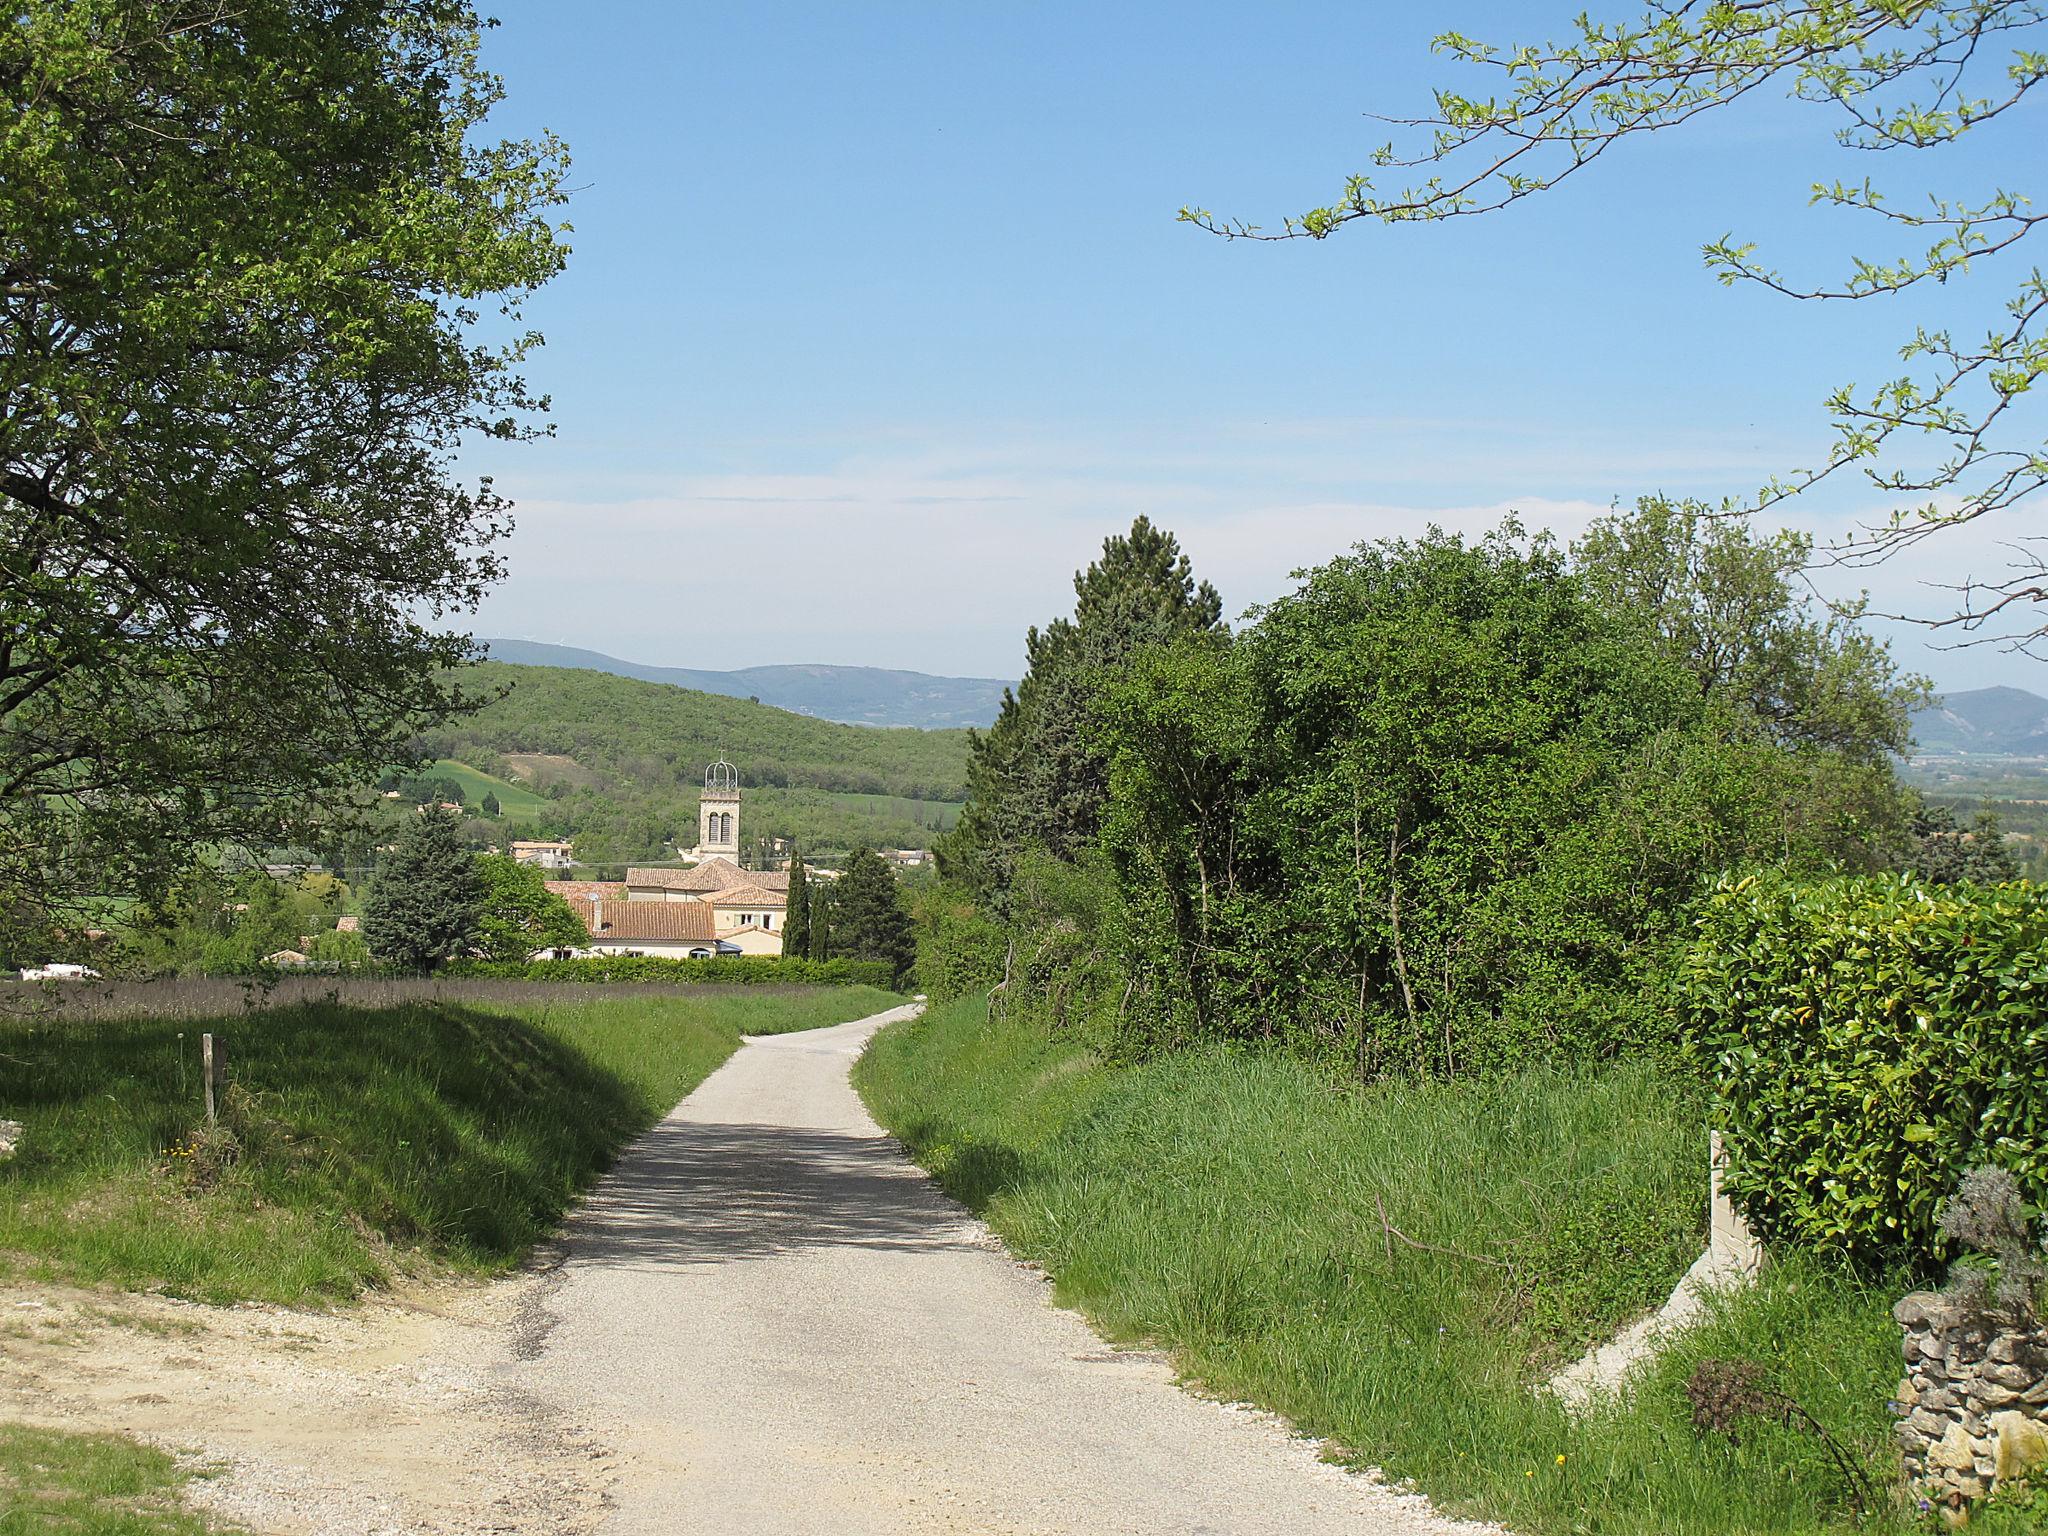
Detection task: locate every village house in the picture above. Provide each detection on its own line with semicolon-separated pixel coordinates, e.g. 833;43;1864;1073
510;838;575;871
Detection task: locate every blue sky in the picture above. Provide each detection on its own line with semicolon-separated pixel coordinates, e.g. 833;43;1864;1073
465;2;2045;695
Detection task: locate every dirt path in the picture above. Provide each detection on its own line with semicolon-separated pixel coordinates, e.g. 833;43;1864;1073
3;1003;1494;1535
503;1003;1491;1536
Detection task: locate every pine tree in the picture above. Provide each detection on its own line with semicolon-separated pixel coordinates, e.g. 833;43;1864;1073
782;850;811;958
832;848;913;981
363;808;481;971
480;790;501;817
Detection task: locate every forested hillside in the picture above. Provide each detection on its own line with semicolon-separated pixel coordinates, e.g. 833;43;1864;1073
412;663;970;861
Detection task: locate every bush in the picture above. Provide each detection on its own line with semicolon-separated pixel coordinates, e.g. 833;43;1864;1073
1681;869;2048;1263
444;955;897;989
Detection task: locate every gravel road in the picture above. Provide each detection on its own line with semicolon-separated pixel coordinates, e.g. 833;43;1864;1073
507;1003;1494;1536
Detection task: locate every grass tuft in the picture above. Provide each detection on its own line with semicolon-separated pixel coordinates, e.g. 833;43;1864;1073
0;1423;224;1535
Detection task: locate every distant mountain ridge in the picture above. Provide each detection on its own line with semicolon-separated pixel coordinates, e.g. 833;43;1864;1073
1911;685;2048;755
479;638;1011;730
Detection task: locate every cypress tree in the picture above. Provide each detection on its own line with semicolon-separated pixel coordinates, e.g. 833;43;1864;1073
807;882;830;962
783;849;811;957
363;807;481;971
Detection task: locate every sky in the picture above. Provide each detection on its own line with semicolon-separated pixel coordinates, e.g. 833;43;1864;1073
463;2;2047;695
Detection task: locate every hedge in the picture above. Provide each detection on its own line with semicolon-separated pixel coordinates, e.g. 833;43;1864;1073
1681;869;2048;1263
443;955;899;989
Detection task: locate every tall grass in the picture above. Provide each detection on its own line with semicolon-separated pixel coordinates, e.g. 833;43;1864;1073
856;999;1915;1535
0;984;897;1303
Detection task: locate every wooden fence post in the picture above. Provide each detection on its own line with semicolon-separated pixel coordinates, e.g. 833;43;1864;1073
201;1033;224;1127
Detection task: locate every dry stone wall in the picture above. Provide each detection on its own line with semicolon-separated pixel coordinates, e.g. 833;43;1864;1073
1894;1290;2048;1512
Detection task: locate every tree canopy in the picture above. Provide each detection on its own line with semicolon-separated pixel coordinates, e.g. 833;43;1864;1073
474;854;585;962
1;1;569;935
1184;2;2047;645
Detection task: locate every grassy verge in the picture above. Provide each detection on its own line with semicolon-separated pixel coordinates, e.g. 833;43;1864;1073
1;984;898;1303
0;1424;224;1535
854;999;1916;1535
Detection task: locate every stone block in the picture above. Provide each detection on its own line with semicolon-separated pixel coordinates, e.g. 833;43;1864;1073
1930;1422;1979;1473
1992;1411;2048;1486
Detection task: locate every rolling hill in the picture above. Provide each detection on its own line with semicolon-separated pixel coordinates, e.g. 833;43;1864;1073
415;662;970;861
478;638;1011;730
1910;686;2048;756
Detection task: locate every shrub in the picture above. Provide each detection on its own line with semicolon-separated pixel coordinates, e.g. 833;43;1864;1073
1681;870;2048;1263
443;955;896;989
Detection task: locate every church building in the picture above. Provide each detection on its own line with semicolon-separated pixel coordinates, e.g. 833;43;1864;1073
548;759;790;957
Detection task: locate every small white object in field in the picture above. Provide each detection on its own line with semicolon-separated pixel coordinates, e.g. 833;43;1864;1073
913;994;928;1002
19;962;100;980
0;1120;22;1161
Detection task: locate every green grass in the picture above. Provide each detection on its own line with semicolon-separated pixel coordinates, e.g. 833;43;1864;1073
0;1424;223;1535
0;983;898;1303
855;999;1918;1535
425;758;549;819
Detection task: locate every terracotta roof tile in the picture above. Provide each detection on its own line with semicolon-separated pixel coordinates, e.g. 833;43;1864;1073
545;880;627;907
582;901;715;943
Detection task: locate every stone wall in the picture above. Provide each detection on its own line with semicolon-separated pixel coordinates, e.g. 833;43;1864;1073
1894;1290;2048;1511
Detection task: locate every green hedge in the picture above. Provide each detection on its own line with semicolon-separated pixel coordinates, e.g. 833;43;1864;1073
1681;870;2048;1263
444;955;898;989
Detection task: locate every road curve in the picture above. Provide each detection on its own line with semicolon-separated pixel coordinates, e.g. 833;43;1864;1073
505;1004;1494;1536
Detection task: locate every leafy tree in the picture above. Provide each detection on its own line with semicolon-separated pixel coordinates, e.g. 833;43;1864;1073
480;792;502;818
474;854;585;961
1573;497;1928;759
1;2;569;932
1184;3;2048;642
832;849;914;982
783;850;812;958
363;810;482;971
940;518;1225;902
1094;524;1916;1076
1904;802;2021;883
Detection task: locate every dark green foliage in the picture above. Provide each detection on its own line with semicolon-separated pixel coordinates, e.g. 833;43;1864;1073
473;854;585;962
940;518;1225;902
480;791;502;818
783;852;812;959
363;810;482;971
808;882;832;962
1681;869;2048;1262
1905;801;2020;883
832;849;914;982
446;955;896;988
2;1;568;929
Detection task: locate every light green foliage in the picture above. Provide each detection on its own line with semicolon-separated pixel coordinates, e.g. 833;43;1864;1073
123;866;350;975
0;1423;225;1534
473;854;585;962
363;810;481;972
1683;868;2048;1262
1187;3;2048;641
858;999;1906;1533
1;1;570;936
830;849;915;983
0;984;891;1301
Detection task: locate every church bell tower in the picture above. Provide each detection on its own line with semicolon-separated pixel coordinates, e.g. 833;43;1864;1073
699;758;741;861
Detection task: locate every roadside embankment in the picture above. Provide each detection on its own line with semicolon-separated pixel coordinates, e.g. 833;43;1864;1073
854;998;1912;1534
0;981;900;1303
